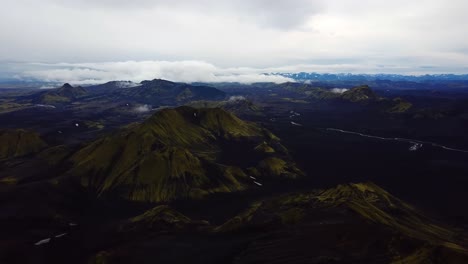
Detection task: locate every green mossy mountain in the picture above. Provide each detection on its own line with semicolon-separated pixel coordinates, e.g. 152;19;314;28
215;182;468;262
69;106;302;202
293;84;413;112
0;129;47;159
280;83;387;103
217;182;463;243
188;97;264;117
119;205;209;233
341;85;378;102
385;97;413;113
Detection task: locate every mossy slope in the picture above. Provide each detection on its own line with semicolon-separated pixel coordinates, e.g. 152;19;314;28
69;107;302;202
188;98;264;117
0;129;47;159
216;182;468;262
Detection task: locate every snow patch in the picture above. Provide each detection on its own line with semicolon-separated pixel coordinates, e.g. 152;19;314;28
228;96;247;102
409;143;423;151
291;121;302;126
55;233;67;238
34;238;51;246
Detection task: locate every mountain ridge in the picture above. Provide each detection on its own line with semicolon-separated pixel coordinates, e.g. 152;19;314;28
68;106;302;202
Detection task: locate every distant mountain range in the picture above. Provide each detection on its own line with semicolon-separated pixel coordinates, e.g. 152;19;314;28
270;72;468;82
3;73;468;89
21;79;226;106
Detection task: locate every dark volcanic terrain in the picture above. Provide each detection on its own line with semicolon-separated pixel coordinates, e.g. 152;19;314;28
1;79;468;264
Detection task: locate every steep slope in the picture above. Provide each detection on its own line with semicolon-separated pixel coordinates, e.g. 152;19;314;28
188;97;264;117
119;205;209;233
215;182;468;263
69;106;302;202
0;129;47;159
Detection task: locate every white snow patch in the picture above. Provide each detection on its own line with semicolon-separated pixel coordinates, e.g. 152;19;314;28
409;143;423;151
34;238;51;246
34;104;56;109
291;121;302;126
55;233;67;238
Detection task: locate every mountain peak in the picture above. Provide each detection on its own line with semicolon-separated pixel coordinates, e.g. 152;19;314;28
341;85;378;102
61;83;73;89
70;106;301;202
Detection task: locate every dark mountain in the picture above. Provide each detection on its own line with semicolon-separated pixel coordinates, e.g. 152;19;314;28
67;106;302;202
32;83;88;104
112;79;226;105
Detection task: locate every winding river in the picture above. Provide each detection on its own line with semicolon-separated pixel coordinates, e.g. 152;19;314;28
326;128;468;154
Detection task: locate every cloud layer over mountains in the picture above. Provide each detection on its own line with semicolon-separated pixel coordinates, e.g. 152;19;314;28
1;0;468;81
18;61;293;84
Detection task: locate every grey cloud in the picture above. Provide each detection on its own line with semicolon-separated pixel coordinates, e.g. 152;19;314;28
1;0;468;73
52;0;324;29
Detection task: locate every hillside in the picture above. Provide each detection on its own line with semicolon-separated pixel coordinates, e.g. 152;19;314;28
0;129;47;159
214;182;468;263
86;182;468;264
188;96;264;117
68;106;302;202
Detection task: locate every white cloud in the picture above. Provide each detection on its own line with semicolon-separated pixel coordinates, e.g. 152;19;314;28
19;61;293;84
133;104;152;113
50;0;324;30
331;88;349;94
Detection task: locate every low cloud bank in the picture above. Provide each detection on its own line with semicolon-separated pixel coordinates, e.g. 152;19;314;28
227;95;247;102
331;88;349;94
19;61;293;85
133;104;152;113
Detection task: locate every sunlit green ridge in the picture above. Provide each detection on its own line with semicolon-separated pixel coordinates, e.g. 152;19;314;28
70;106;302;202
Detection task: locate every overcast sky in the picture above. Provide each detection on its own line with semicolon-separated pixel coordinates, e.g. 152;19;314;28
1;0;468;84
